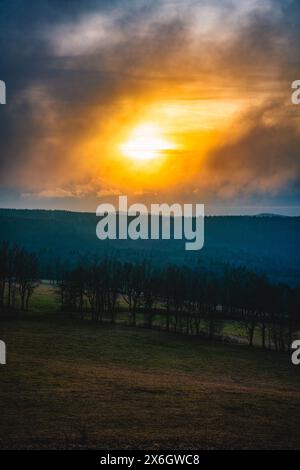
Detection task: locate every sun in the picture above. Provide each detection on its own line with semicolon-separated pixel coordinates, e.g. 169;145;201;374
120;123;175;162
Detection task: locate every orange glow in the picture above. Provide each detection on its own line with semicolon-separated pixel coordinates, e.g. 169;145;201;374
120;123;176;162
69;95;245;199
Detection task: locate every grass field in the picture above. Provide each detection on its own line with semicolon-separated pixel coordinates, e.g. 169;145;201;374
0;284;300;449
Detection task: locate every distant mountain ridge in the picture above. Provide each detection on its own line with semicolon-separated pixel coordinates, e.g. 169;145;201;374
254;213;289;218
0;208;299;286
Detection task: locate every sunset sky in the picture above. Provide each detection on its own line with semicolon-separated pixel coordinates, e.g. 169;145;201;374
0;0;300;214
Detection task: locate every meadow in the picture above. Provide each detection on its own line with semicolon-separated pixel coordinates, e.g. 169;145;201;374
0;284;300;449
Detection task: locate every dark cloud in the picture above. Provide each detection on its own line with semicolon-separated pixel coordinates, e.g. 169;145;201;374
0;0;299;211
206;101;300;198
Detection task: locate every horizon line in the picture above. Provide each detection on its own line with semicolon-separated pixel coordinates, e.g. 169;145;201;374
0;207;299;218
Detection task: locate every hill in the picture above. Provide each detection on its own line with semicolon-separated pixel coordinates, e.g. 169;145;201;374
1;305;300;449
0;208;300;285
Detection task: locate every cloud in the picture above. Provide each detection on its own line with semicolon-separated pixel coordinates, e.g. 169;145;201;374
204;100;300;198
0;0;300;211
21;187;87;199
47;12;124;56
97;188;122;197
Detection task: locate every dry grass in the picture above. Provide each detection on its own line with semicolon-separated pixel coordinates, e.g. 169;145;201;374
0;310;300;449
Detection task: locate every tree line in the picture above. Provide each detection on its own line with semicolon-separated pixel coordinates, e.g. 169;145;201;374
0;241;299;351
0;242;38;311
59;258;300;351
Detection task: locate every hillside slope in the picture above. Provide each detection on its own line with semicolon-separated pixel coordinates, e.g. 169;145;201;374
0;209;300;285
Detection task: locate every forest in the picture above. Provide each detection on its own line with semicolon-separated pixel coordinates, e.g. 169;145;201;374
1;241;299;352
1;209;300;287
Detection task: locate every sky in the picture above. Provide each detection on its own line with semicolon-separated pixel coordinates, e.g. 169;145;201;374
0;0;300;215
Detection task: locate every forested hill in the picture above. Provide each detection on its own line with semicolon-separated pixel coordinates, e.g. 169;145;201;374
0;208;299;286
